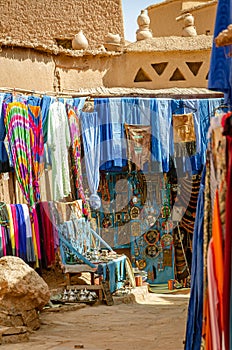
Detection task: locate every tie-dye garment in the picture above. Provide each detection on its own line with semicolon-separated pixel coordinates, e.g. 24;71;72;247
5;102;34;206
66;104;90;218
28;105;44;201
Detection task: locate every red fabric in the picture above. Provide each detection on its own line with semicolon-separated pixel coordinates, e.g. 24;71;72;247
32;207;41;260
39;202;55;267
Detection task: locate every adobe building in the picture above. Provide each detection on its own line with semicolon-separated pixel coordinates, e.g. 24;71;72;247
0;0;221;93
147;0;217;37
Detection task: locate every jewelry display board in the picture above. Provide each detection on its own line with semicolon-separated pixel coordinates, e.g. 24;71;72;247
91;170;176;284
89;167;201;285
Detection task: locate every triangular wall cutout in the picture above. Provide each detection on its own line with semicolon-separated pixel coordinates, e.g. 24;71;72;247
151;62;168;76
186;62;203;76
205;72;209;80
134;68;152;82
169;68;186;81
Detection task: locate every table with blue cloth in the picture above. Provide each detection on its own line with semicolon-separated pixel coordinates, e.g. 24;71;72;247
97;255;127;293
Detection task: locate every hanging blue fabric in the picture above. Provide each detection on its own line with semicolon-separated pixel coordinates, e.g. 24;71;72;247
95;97;152;170
121;97;150;125
184;166;206;350
150;98;173;173
16;204;27;262
0;93;13;173
66;97;86;110
208;0;232;106
94;98;114;168
170;98;224;175
27;95;41;106
183;99;202;174
80;110;101;209
40;95;54;143
120;97;151;167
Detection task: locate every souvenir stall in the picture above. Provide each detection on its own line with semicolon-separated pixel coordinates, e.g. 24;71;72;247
0;90;130;301
83;95;225;286
184;0;232;348
0;88;225;293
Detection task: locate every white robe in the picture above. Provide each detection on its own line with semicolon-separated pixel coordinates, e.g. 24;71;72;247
47;101;71;201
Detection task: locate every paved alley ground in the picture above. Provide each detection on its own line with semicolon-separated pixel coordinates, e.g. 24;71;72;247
0;288;189;350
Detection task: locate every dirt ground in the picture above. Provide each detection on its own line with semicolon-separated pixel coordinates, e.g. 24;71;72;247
1;267;190;350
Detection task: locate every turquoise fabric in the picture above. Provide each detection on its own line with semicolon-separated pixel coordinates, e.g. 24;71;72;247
97;255;126;293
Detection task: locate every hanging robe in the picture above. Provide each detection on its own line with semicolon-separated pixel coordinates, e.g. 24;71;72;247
28;104;44;201
66;104;90;218
5;102;34;206
80;111;101;210
47;101;71;201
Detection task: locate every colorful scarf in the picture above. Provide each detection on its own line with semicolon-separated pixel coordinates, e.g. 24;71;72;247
66;105;90;218
28;105;44;201
5;102;34;207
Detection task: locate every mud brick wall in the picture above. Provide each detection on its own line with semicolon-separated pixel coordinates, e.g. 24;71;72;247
0;0;125;49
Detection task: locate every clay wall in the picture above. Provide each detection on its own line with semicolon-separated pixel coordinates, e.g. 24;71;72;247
0;0;124;49
0;41;211;91
105;49;210;89
191;3;217;35
148;0;217;37
148;1;183;37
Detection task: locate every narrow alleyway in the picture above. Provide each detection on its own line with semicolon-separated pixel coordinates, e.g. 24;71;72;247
0;288;189;350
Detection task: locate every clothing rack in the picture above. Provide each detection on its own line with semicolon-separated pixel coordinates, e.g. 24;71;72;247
0;87;224;100
0;87;89;99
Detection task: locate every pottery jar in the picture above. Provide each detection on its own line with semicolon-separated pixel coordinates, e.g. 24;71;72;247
136;29;153;41
182;25;197;37
105;32;121;44
183;13;194;27
72;30;88;50
137;9;150;27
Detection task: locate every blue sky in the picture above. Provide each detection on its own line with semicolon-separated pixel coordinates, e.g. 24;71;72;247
122;0;160;42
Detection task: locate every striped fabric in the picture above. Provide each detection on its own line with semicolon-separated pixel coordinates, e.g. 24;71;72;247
28;105;44;201
67;104;90;218
5;102;34;206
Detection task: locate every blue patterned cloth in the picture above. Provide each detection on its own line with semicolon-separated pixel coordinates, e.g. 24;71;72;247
184;167;206;350
208;0;232;106
0;93;12;172
80;111;101;203
94;97;224;174
97;255;126;293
